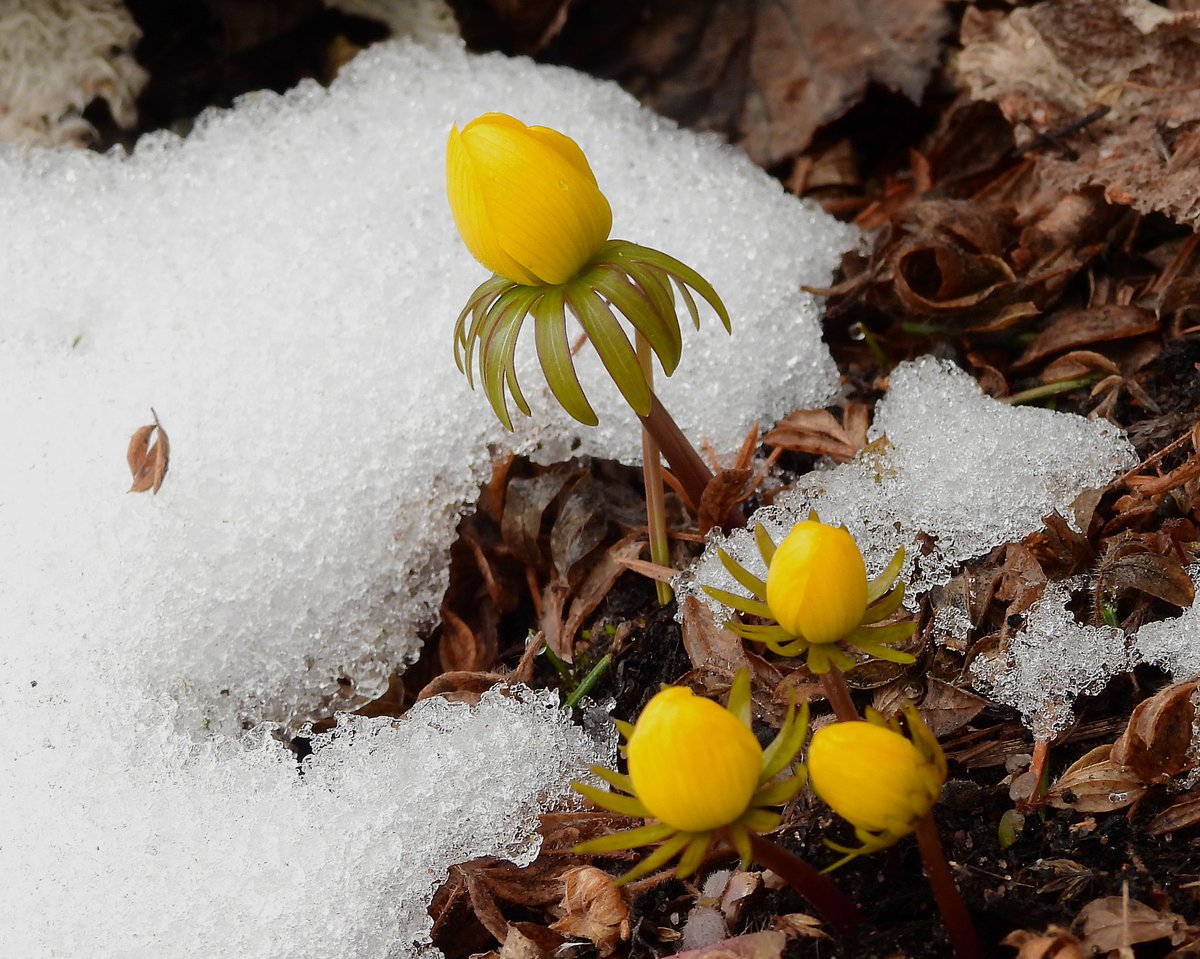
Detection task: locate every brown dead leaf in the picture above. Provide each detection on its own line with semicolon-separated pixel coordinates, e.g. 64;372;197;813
894;241;1015;313
672;931;787;959
127;409;170;494
499;925;561;959
1041;351;1121;383
1075;895;1192;953
1002;927;1085;959
915;679;990;738
771;914;828;941
548;534;644;661
698;469;753;536
956;0;1200;227
1096;539;1195;608
439;606;495;674
1112;680;1199;781
563;0;950;167
1044;744;1148;813
548;866;630;956
416;671;507;707
501;469;574;567
680;595;749;675
762;409;860;464
1016;307;1160;367
1147;791;1200;836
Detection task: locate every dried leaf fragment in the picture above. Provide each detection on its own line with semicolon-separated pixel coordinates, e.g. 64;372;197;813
127;408;170;494
1111;680;1199;781
549;866;630;956
1002;927;1085;959
1075;895;1192;953
1044;745;1147;812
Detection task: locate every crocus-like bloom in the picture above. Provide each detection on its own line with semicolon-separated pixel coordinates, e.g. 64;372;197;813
446;113;612;286
573;670;808;885
766;519;867;644
807;705;947;868
447;113;729;430
703;514;914;674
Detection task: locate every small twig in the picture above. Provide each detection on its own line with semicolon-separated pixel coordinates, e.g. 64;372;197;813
1010;106;1111;159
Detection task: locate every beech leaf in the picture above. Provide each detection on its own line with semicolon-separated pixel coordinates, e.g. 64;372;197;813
127;409;170;495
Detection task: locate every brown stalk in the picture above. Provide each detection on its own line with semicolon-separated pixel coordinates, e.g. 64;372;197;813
743;831;862;935
914;814;984;959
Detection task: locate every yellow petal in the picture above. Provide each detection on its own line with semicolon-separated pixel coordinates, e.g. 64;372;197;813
451;113;612;285
446;123;541;285
765;520;868;644
626;686;762;833
807;720;941;835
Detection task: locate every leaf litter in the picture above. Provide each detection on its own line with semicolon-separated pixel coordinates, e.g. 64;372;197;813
49;2;1200;957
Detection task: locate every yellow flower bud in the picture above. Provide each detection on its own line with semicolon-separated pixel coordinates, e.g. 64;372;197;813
626;685;762;833
764;519;868;645
807;719;942;837
446;113;613;286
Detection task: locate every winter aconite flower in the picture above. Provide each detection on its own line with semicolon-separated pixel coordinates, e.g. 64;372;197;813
446;113;611;286
573;670;808;885
703;514;914;674
447;113;729;430
808;705;947;868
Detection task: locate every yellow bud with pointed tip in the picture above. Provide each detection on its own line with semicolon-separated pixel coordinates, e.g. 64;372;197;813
807;720;942;836
765;519;868;644
626;686;762;833
446;113;613;286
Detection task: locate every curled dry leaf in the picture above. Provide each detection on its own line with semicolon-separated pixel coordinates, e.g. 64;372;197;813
127;408;170;494
1075;895;1192;953
1002;927;1085;959
893;241;1015;313
548;866;630;957
1111;681;1199;782
1044;744;1148;813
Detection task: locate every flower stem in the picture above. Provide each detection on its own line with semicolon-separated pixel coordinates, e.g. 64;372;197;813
914;813;984;959
744;831;862;935
636;335;673;606
638;392;745;529
821;666;860;722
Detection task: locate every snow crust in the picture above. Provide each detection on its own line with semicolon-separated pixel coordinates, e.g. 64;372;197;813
1133;566;1200;681
677;357;1137;614
971;582;1130;736
0;39;854;959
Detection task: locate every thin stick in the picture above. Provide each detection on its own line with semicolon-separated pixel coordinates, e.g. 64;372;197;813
821;665;860;722
914;814;984;959
744;832;862;935
636;335;672;606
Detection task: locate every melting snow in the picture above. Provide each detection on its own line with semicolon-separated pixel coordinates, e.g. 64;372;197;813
0;38;854;959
